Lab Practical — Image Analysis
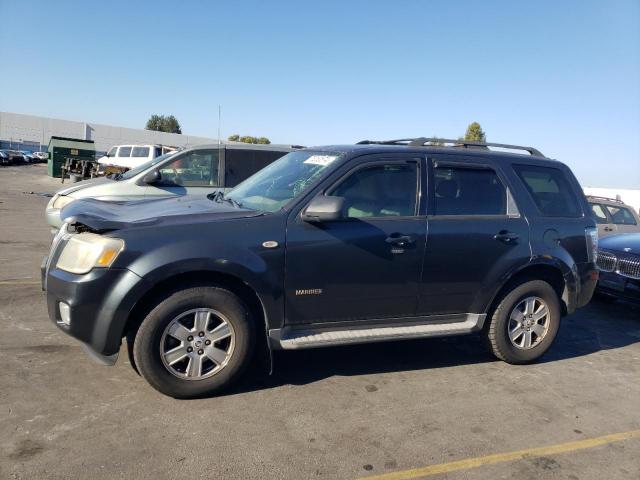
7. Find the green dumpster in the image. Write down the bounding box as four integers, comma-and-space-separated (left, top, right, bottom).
47, 136, 95, 178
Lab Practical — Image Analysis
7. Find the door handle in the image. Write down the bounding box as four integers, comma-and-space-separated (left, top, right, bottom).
385, 234, 415, 247
494, 230, 519, 243
604, 226, 613, 232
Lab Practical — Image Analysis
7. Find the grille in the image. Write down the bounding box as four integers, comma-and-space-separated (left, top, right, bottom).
597, 250, 617, 272
617, 256, 640, 280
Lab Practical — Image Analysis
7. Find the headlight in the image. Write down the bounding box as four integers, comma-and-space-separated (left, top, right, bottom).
52, 195, 75, 210
56, 233, 125, 274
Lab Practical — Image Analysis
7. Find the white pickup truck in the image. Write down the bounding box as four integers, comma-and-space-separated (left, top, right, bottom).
97, 144, 176, 171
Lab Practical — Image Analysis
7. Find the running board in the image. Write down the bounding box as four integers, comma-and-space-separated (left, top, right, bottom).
269, 314, 486, 350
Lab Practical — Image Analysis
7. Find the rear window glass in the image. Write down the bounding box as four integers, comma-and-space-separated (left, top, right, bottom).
514, 165, 581, 217
132, 147, 150, 157
224, 149, 285, 188
434, 166, 506, 215
118, 146, 132, 157
605, 205, 637, 225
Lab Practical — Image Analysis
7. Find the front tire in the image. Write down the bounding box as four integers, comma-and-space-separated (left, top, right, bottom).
133, 287, 255, 398
484, 280, 561, 364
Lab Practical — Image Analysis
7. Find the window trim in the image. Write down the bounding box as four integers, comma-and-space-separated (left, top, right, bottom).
319, 158, 423, 221
428, 157, 517, 218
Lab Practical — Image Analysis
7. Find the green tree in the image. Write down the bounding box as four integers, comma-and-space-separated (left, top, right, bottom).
145, 114, 182, 134
228, 134, 271, 144
464, 122, 486, 142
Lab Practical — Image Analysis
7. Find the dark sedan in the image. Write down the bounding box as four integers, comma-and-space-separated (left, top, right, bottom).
596, 233, 640, 303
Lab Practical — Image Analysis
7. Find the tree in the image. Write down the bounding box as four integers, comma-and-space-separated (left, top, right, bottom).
228, 134, 271, 145
464, 122, 486, 142
145, 114, 182, 134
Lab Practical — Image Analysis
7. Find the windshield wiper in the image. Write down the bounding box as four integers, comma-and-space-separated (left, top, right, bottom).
208, 190, 242, 208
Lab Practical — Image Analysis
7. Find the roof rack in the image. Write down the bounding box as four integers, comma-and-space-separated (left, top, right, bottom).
356, 138, 544, 157
585, 195, 624, 204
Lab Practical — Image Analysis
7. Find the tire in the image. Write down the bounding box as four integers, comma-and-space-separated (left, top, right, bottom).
133, 287, 255, 398
483, 280, 561, 364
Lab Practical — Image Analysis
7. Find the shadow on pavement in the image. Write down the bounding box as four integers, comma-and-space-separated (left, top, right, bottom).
230, 299, 640, 396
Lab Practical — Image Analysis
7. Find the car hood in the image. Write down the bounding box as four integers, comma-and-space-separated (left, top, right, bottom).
56, 176, 112, 196
60, 195, 261, 232
600, 233, 640, 253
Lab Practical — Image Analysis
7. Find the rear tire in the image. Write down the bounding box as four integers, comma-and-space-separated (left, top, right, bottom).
133, 287, 255, 398
484, 280, 561, 364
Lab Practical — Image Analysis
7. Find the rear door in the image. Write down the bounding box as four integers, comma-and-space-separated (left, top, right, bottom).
589, 202, 617, 237
418, 156, 530, 315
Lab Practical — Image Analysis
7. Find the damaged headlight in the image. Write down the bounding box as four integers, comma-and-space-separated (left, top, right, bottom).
56, 233, 125, 274
52, 195, 75, 210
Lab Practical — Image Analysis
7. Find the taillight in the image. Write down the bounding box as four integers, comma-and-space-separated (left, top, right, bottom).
585, 227, 598, 263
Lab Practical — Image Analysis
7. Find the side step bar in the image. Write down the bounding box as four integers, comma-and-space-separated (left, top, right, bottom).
269, 314, 486, 350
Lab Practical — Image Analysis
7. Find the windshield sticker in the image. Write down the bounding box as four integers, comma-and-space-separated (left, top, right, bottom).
304, 155, 338, 166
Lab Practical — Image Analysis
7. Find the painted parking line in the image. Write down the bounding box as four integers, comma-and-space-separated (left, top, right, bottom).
0, 280, 41, 285
359, 429, 640, 480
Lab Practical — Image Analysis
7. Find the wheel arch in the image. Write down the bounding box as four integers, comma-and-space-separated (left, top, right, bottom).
484, 260, 573, 319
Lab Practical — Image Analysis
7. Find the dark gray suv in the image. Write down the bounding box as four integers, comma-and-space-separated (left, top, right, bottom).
43, 138, 599, 398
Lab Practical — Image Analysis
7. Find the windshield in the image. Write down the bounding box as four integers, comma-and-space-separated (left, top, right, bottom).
225, 151, 342, 212
119, 151, 178, 180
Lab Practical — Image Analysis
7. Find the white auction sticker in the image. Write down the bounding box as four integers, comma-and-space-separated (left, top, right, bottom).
303, 155, 338, 166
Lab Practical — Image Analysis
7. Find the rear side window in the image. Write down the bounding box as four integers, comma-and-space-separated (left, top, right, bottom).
224, 149, 285, 188
132, 146, 150, 157
433, 166, 506, 215
118, 146, 132, 157
590, 203, 609, 224
514, 165, 580, 217
605, 205, 637, 225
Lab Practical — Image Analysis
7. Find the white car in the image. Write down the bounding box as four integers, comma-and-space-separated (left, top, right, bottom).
46, 143, 297, 229
97, 144, 176, 171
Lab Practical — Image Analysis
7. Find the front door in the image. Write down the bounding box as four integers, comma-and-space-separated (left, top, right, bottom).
285, 157, 427, 325
150, 149, 221, 197
419, 157, 530, 315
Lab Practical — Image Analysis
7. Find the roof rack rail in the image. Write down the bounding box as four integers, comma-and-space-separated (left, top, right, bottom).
356, 138, 544, 157
585, 195, 624, 204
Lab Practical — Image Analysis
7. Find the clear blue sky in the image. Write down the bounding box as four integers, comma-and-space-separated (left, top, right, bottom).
1, 0, 638, 188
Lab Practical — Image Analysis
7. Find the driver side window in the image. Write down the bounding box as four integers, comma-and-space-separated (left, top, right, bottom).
331, 162, 419, 218
158, 150, 220, 187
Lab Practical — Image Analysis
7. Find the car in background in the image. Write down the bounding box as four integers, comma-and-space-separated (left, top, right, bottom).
45, 143, 298, 229
596, 233, 640, 304
32, 151, 49, 162
20, 151, 37, 163
97, 144, 177, 171
0, 150, 11, 166
587, 196, 640, 238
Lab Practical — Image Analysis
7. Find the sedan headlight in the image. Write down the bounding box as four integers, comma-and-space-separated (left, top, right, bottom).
52, 195, 75, 210
56, 233, 125, 274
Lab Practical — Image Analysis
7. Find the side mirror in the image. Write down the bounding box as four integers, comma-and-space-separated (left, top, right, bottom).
302, 195, 344, 222
142, 170, 161, 184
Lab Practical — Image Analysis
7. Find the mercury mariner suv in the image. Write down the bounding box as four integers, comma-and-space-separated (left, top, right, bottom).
42, 138, 599, 398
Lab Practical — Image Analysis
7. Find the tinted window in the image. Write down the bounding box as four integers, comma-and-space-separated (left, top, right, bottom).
154, 146, 162, 158
132, 146, 150, 158
331, 163, 418, 218
434, 166, 506, 215
514, 165, 580, 217
158, 150, 219, 187
224, 149, 284, 188
118, 146, 132, 157
605, 205, 637, 225
590, 203, 609, 224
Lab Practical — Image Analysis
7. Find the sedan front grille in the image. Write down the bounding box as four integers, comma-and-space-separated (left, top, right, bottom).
597, 250, 617, 272
618, 256, 640, 280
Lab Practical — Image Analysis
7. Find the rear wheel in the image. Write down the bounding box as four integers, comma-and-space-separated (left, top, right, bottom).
133, 287, 255, 398
484, 280, 561, 364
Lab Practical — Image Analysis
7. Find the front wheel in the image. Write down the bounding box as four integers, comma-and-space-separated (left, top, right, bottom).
484, 280, 561, 364
133, 287, 255, 398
